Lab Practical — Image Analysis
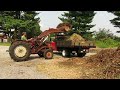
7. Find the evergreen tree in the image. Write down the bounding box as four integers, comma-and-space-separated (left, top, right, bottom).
0, 11, 41, 40
59, 11, 96, 39
21, 11, 41, 38
108, 11, 120, 33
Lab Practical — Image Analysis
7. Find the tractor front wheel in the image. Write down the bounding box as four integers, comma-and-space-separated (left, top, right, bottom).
44, 49, 53, 59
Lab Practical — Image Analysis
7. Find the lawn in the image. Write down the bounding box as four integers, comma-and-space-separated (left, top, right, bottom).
0, 42, 11, 46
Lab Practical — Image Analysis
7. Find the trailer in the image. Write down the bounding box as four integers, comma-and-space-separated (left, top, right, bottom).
49, 33, 96, 57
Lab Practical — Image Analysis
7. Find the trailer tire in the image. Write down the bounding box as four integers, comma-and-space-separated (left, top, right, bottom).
72, 53, 75, 56
44, 49, 53, 59
9, 41, 31, 62
62, 50, 71, 57
77, 52, 86, 57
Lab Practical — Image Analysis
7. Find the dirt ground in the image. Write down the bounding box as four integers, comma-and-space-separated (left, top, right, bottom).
0, 46, 98, 79
0, 46, 50, 79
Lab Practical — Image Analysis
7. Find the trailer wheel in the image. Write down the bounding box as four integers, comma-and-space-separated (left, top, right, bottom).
72, 53, 75, 56
77, 52, 86, 57
44, 49, 53, 59
62, 50, 71, 57
9, 41, 31, 62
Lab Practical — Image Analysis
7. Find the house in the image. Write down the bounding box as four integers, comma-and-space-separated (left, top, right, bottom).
0, 30, 8, 42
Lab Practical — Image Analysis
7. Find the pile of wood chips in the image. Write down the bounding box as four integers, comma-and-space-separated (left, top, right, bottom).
37, 47, 120, 79
86, 48, 120, 79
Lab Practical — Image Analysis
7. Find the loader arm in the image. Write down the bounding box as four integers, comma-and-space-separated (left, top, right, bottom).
35, 28, 66, 49
30, 26, 71, 53
37, 28, 67, 40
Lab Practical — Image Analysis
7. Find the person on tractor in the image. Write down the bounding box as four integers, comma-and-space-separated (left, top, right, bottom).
21, 32, 27, 40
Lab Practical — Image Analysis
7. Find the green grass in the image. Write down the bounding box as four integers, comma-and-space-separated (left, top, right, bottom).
0, 42, 11, 46
95, 38, 120, 48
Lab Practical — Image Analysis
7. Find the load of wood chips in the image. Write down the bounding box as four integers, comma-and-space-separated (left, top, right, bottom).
66, 33, 95, 46
67, 33, 85, 41
66, 33, 87, 46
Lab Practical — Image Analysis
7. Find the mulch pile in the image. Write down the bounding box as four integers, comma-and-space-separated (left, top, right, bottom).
37, 45, 120, 79
86, 48, 120, 79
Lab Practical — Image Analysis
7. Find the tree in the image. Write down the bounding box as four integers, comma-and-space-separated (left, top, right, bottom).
0, 11, 41, 41
59, 11, 96, 39
94, 28, 114, 40
108, 11, 120, 33
0, 11, 15, 41
20, 11, 41, 38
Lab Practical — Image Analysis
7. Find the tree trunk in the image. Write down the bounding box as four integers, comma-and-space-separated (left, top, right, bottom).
1, 38, 3, 43
18, 29, 21, 39
13, 29, 17, 40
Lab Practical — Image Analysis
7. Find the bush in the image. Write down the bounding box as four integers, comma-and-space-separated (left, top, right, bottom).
95, 38, 120, 48
93, 28, 120, 48
114, 36, 120, 42
94, 28, 114, 40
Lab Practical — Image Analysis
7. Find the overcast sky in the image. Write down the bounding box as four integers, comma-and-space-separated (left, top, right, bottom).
36, 11, 120, 37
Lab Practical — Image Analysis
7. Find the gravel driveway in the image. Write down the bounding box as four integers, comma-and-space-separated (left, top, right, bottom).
0, 46, 96, 79
0, 46, 50, 79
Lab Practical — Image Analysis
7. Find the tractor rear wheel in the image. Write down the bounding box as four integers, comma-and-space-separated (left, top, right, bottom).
44, 49, 53, 59
9, 41, 31, 62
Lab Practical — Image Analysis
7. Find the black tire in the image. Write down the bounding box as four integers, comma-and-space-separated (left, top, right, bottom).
44, 49, 53, 59
77, 52, 86, 57
72, 53, 75, 56
9, 41, 31, 62
38, 52, 44, 57
62, 49, 71, 57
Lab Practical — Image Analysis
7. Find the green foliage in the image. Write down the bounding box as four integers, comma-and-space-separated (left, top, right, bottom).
0, 11, 41, 39
95, 38, 120, 48
59, 11, 96, 39
108, 11, 120, 27
108, 11, 120, 32
94, 28, 114, 40
34, 23, 42, 36
0, 42, 10, 46
114, 36, 120, 42
94, 28, 120, 48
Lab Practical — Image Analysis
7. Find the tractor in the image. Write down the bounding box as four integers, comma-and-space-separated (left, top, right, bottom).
9, 23, 72, 62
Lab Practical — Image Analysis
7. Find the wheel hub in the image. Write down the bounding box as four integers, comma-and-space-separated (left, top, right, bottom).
46, 52, 52, 58
62, 50, 66, 56
14, 45, 27, 57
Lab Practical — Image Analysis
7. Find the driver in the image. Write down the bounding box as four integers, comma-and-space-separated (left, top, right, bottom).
21, 32, 27, 40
